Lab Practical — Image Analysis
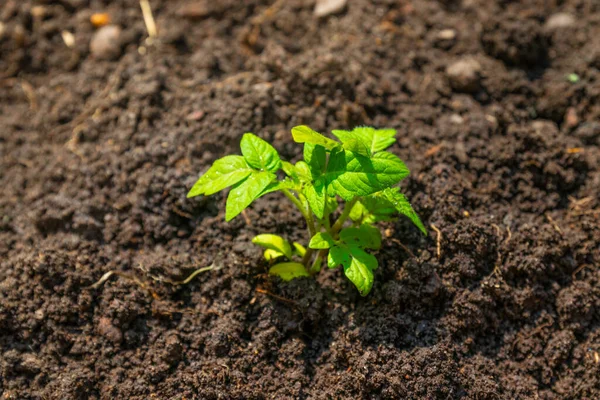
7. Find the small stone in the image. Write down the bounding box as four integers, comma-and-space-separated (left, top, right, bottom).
531, 120, 559, 138
34, 308, 45, 320
564, 107, 579, 128
30, 6, 46, 19
186, 110, 205, 121
485, 114, 498, 127
98, 317, 123, 344
450, 114, 464, 124
446, 57, 482, 93
20, 354, 43, 374
314, 0, 347, 17
177, 2, 210, 19
435, 29, 457, 49
252, 82, 272, 94
437, 29, 456, 40
90, 13, 111, 28
545, 13, 576, 30
90, 25, 122, 60
61, 30, 75, 48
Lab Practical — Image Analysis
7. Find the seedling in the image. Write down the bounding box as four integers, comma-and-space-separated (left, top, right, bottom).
566, 73, 580, 83
187, 126, 426, 295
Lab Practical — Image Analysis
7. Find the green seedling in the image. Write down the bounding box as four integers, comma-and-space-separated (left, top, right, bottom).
187, 126, 426, 295
566, 73, 580, 83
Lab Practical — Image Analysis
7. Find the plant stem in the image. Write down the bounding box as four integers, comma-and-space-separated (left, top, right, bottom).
282, 188, 317, 272
281, 188, 306, 215
305, 206, 317, 237
323, 197, 331, 230
281, 189, 316, 236
331, 197, 359, 235
309, 249, 327, 275
302, 248, 314, 269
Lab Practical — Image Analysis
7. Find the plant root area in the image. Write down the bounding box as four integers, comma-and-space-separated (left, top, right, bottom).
1, 1, 599, 398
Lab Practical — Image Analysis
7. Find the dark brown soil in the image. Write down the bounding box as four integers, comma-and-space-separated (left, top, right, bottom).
1, 0, 599, 399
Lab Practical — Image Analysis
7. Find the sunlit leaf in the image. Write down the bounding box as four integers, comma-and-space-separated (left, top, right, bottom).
291, 125, 340, 150
308, 232, 335, 249
187, 155, 252, 198
264, 249, 284, 261
382, 187, 427, 235
240, 133, 281, 172
293, 242, 307, 257
225, 171, 275, 221
323, 149, 409, 200
269, 262, 309, 281
252, 233, 293, 259
339, 224, 381, 249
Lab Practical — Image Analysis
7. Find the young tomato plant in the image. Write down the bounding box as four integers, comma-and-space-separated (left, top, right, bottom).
187, 126, 426, 295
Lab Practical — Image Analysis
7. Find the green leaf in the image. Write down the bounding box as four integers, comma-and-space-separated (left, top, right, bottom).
339, 224, 382, 249
252, 234, 293, 259
382, 188, 427, 235
303, 180, 326, 219
323, 149, 410, 200
269, 262, 309, 281
292, 126, 340, 150
264, 249, 284, 261
365, 127, 397, 153
240, 133, 282, 172
187, 155, 252, 197
258, 179, 296, 198
341, 137, 371, 157
349, 201, 367, 222
332, 127, 396, 155
327, 244, 378, 295
292, 242, 306, 257
294, 161, 312, 181
350, 194, 396, 223
326, 195, 338, 212
349, 188, 426, 234
309, 232, 335, 249
303, 144, 327, 178
282, 161, 313, 185
328, 245, 351, 269
331, 130, 371, 156
343, 246, 377, 296
225, 171, 275, 221
282, 161, 296, 178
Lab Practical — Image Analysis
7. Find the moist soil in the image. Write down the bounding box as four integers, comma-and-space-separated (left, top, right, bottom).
1, 0, 599, 399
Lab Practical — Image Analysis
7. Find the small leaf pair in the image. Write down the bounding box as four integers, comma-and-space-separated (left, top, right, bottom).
252, 234, 307, 280
309, 224, 381, 295
349, 187, 427, 235
187, 134, 280, 221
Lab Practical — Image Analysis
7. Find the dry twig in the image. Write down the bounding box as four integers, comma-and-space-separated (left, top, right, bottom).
390, 238, 416, 258
241, 209, 253, 227
140, 0, 158, 38
256, 288, 297, 305
87, 270, 148, 291
572, 264, 592, 280
545, 213, 562, 235
137, 260, 219, 286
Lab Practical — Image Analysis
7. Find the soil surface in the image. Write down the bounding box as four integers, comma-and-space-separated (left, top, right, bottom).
1, 0, 600, 399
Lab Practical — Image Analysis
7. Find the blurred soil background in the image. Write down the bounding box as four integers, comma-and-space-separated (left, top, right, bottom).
1, 0, 599, 398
